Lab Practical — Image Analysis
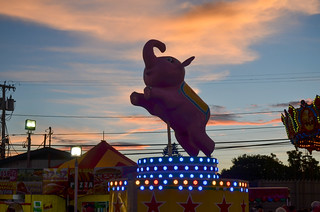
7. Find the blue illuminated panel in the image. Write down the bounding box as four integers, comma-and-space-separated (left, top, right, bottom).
137, 156, 219, 181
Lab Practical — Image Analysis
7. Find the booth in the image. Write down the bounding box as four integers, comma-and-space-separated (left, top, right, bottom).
0, 141, 137, 212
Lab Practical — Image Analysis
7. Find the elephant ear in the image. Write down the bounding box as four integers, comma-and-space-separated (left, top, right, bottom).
182, 56, 195, 67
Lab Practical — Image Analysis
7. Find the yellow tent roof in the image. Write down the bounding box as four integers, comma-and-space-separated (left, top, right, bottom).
58, 140, 136, 168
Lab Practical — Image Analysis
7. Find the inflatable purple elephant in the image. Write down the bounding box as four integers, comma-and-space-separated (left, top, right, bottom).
130, 39, 215, 157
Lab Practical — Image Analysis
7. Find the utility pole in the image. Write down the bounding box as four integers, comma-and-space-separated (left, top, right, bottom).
27, 131, 31, 168
48, 127, 52, 147
46, 127, 53, 168
43, 134, 47, 147
0, 82, 15, 159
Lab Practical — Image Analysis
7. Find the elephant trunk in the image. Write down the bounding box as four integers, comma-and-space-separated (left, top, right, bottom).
143, 39, 166, 69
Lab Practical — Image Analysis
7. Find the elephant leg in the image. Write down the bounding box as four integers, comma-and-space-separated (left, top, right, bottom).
130, 92, 158, 116
191, 131, 215, 157
175, 131, 199, 156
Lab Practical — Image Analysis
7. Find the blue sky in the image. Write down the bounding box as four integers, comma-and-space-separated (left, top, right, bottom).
0, 0, 320, 170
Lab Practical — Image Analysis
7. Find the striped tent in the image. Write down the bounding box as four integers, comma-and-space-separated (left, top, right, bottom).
58, 140, 136, 168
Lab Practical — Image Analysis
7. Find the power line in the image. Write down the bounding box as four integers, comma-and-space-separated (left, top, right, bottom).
9, 143, 164, 147
10, 114, 153, 119
199, 77, 320, 84
121, 141, 290, 156
216, 138, 288, 144
8, 126, 283, 137
7, 140, 290, 156
3, 72, 320, 86
10, 110, 284, 119
209, 126, 282, 132
7, 138, 289, 147
215, 141, 289, 149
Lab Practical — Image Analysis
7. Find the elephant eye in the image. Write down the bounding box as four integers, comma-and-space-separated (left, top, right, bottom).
167, 57, 174, 63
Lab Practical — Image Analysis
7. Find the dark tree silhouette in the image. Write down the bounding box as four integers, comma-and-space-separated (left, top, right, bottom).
162, 143, 181, 157
220, 151, 320, 181
286, 150, 320, 180
220, 154, 287, 181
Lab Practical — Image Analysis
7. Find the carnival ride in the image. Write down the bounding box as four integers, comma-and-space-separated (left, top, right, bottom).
282, 95, 320, 153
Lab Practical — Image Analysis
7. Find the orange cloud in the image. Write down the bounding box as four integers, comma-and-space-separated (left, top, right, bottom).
164, 0, 320, 64
0, 0, 319, 65
111, 144, 150, 151
208, 118, 281, 126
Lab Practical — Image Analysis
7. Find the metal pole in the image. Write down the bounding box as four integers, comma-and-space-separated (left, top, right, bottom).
167, 123, 172, 156
74, 158, 78, 212
27, 131, 31, 168
49, 127, 52, 147
43, 134, 47, 147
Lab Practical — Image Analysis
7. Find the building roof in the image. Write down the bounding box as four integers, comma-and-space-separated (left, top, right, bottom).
0, 147, 72, 167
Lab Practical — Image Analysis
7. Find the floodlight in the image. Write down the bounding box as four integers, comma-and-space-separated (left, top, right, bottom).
25, 119, 36, 131
71, 146, 82, 157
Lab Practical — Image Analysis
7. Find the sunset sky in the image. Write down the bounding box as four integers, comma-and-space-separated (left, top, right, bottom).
0, 0, 320, 170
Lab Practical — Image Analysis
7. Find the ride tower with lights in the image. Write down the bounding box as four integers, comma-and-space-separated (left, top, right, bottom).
108, 39, 249, 211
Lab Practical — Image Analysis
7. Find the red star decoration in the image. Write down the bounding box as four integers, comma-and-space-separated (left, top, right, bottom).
216, 196, 232, 212
179, 195, 200, 212
241, 199, 246, 212
144, 194, 164, 212
113, 197, 123, 212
